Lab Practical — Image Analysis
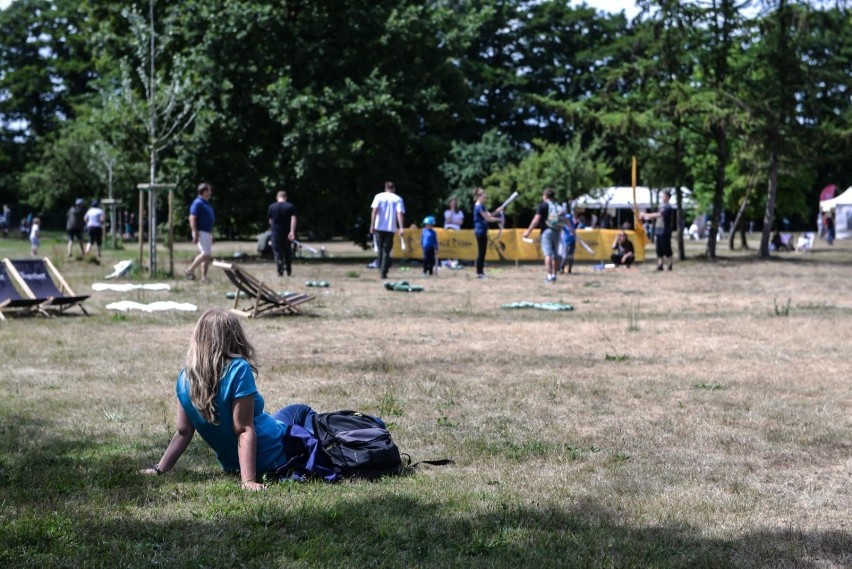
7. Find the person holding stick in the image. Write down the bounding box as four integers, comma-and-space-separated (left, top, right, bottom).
472, 188, 503, 279
523, 188, 563, 283
370, 181, 406, 280
559, 208, 579, 274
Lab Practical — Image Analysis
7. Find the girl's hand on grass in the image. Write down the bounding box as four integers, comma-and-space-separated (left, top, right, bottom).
241, 480, 266, 492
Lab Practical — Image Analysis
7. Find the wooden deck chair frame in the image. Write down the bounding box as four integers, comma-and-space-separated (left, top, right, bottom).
0, 262, 49, 320
3, 257, 90, 316
213, 260, 313, 318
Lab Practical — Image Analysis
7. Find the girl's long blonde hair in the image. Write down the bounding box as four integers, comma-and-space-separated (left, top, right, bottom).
184, 309, 258, 425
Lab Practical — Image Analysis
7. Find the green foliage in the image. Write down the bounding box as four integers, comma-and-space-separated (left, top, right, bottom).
486, 134, 613, 211
440, 129, 520, 207
0, 0, 848, 247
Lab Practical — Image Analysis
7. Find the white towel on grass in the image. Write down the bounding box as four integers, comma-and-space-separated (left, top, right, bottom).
93, 283, 171, 292
105, 300, 196, 313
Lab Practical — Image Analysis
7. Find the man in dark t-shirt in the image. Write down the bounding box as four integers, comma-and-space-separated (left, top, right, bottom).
66, 198, 86, 257
641, 190, 675, 271
267, 190, 297, 276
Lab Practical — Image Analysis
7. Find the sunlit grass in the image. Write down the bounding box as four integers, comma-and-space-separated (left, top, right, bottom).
1, 237, 850, 567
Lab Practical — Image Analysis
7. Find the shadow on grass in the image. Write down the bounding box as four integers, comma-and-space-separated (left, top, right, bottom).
1, 414, 849, 568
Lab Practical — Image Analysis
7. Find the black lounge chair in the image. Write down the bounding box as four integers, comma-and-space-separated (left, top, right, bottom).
3, 258, 90, 316
213, 260, 313, 318
0, 262, 48, 320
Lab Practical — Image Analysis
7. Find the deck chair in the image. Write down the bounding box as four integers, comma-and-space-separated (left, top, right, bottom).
0, 262, 48, 320
3, 257, 90, 316
213, 260, 313, 318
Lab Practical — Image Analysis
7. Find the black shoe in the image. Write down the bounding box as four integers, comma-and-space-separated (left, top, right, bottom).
668, 265, 673, 271
656, 266, 663, 271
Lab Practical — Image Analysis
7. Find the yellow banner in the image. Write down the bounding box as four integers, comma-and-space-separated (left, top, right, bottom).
393, 228, 645, 262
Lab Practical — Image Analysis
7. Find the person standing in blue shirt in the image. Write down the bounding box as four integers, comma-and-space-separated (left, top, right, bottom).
141, 308, 316, 490
186, 182, 215, 282
559, 209, 579, 274
420, 216, 438, 275
472, 188, 502, 279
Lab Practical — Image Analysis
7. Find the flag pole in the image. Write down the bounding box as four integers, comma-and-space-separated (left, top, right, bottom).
632, 156, 648, 248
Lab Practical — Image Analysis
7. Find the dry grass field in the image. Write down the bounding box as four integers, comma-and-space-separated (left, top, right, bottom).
1, 233, 850, 567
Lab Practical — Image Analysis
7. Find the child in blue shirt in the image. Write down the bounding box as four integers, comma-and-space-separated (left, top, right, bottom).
421, 216, 438, 275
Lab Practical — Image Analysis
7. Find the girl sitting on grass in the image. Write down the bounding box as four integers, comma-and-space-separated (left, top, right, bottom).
141, 308, 316, 490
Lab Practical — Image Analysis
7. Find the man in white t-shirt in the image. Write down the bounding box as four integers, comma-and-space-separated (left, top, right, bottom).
370, 181, 405, 279
84, 199, 105, 258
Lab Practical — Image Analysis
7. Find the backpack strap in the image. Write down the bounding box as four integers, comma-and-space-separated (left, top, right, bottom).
402, 451, 454, 469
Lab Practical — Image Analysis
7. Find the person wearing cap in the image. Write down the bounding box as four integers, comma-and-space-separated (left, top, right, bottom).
66, 198, 86, 257
420, 215, 438, 276
186, 182, 215, 282
84, 199, 105, 258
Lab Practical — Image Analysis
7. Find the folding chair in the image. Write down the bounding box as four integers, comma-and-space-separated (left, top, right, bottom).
3, 258, 90, 316
0, 262, 48, 320
213, 260, 313, 318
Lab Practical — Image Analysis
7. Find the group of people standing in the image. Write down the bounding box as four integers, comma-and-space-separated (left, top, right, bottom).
368, 183, 678, 282
178, 180, 677, 284
63, 199, 105, 258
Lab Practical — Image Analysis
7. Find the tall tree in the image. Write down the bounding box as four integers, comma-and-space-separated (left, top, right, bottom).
0, 0, 98, 202
742, 0, 809, 257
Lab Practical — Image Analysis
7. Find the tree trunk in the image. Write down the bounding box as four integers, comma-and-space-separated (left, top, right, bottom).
759, 136, 780, 258
706, 125, 727, 258
676, 186, 685, 260
728, 181, 753, 250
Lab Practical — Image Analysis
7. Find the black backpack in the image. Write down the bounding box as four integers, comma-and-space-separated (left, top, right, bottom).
312, 411, 403, 478
311, 410, 452, 479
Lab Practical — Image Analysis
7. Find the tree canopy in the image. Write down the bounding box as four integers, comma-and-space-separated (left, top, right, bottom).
0, 0, 848, 254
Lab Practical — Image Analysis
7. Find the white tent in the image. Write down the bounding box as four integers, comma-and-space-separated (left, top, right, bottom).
575, 186, 694, 210
819, 186, 852, 240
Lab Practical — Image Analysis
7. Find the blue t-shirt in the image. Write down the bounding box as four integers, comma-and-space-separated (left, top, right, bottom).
421, 228, 437, 250
176, 358, 286, 474
473, 203, 487, 236
190, 197, 215, 233
561, 214, 577, 245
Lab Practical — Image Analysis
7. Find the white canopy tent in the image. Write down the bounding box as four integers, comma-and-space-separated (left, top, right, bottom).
819, 186, 852, 240
574, 186, 694, 210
